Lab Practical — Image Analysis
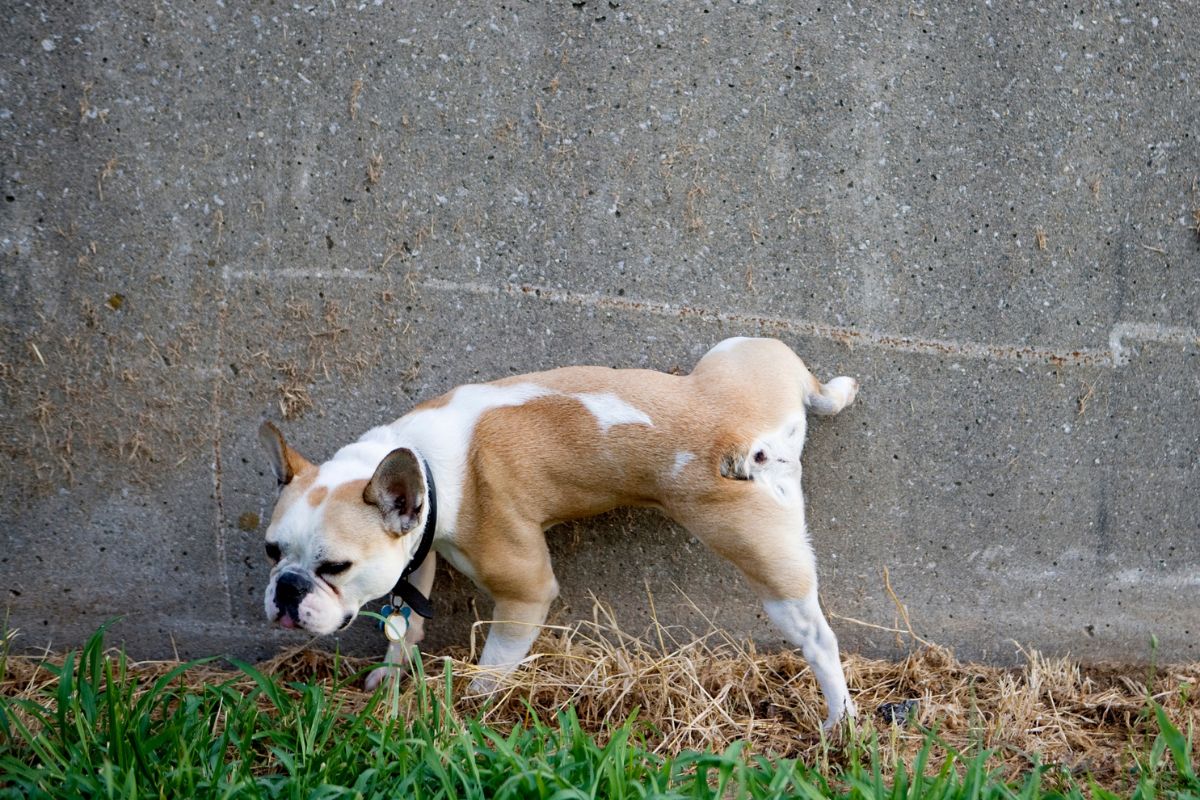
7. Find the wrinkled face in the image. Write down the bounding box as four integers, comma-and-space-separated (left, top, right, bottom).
258, 422, 433, 636
262, 477, 416, 635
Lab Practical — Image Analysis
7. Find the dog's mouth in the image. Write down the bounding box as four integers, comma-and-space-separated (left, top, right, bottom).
272, 608, 354, 634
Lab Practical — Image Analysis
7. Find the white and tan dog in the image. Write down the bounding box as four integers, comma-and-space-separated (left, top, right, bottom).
259, 337, 859, 729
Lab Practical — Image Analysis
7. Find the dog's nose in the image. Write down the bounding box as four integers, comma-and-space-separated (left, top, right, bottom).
275, 571, 312, 610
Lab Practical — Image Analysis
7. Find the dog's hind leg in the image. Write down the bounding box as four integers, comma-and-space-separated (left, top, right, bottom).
745, 548, 855, 731
674, 497, 855, 731
762, 588, 856, 731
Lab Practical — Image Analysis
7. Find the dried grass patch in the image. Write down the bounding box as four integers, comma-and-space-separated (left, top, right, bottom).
3, 606, 1195, 790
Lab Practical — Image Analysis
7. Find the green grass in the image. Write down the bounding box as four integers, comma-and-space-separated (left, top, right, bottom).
1, 628, 1196, 799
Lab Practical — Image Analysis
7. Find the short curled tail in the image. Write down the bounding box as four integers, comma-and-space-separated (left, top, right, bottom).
804, 375, 859, 416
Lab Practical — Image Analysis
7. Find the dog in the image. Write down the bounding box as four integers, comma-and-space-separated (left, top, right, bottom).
259, 336, 859, 729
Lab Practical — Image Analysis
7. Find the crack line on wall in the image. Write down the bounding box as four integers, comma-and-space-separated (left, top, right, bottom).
212, 300, 232, 619
222, 267, 1198, 368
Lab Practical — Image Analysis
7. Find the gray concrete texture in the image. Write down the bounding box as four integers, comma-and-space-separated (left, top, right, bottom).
1, 1, 1197, 666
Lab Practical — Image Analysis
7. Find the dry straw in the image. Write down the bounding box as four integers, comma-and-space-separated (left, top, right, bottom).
3, 598, 1196, 789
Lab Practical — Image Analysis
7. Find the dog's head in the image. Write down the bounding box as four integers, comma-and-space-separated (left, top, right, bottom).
257, 421, 433, 635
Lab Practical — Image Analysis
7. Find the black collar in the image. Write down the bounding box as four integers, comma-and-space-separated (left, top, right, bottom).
388, 457, 437, 619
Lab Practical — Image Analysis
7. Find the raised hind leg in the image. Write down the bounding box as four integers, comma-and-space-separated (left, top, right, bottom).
673, 493, 856, 730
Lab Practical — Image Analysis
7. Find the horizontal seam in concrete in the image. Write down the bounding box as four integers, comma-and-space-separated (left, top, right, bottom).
222, 267, 1198, 368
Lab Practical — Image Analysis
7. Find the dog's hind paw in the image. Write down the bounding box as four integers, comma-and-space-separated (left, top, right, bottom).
822, 698, 859, 734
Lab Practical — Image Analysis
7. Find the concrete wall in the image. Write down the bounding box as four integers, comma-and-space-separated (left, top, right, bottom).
1, 1, 1197, 666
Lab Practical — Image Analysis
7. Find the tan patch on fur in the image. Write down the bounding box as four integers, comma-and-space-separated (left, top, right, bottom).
306, 486, 329, 507
449, 339, 836, 603
323, 479, 390, 551
411, 391, 454, 412
332, 479, 370, 506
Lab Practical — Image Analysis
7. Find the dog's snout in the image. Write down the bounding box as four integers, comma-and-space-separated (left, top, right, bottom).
275, 571, 312, 608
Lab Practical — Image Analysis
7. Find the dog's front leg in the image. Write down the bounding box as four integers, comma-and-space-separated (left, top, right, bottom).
460, 520, 559, 693
468, 596, 555, 693
366, 553, 438, 691
366, 640, 409, 691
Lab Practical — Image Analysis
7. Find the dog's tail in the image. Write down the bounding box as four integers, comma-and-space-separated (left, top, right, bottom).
800, 368, 859, 416
699, 337, 859, 416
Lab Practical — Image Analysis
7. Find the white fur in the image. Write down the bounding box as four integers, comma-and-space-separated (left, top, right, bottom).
763, 593, 856, 730
313, 439, 393, 490
470, 623, 542, 693
737, 414, 807, 508
670, 451, 695, 478
706, 336, 751, 355
806, 375, 859, 415
571, 392, 653, 432
824, 376, 858, 405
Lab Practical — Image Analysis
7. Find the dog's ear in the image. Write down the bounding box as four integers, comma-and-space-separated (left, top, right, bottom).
363, 447, 427, 536
258, 421, 313, 486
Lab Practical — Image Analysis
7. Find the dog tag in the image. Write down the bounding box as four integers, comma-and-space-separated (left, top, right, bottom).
383, 606, 411, 642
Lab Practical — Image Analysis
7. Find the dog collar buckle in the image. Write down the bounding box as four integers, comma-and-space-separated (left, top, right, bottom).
378, 603, 412, 642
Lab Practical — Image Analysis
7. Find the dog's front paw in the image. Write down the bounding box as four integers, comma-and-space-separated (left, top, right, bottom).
366, 665, 403, 691
467, 673, 501, 695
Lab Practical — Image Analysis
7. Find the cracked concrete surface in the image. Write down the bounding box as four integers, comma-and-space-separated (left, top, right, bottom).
1, 2, 1197, 664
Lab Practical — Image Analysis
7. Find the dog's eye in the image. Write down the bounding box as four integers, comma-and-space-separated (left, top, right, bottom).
316, 561, 352, 577
265, 542, 281, 563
